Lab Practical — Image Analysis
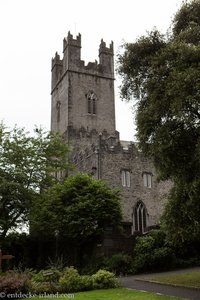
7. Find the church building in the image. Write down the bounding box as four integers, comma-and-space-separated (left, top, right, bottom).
51, 32, 170, 240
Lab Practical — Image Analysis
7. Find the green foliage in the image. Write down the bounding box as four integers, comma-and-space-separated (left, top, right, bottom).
59, 267, 119, 292
118, 30, 166, 101
132, 229, 176, 273
0, 267, 119, 294
30, 173, 122, 241
30, 281, 61, 294
1, 232, 30, 270
117, 0, 200, 245
31, 268, 61, 283
79, 275, 93, 291
59, 266, 81, 292
92, 269, 120, 289
119, 36, 200, 181
162, 180, 200, 246
173, 0, 200, 44
80, 254, 133, 276
117, 0, 200, 181
106, 253, 133, 275
0, 123, 69, 239
80, 256, 109, 275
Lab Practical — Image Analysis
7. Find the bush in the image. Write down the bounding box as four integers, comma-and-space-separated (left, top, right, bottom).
0, 267, 120, 294
59, 266, 82, 292
80, 256, 109, 275
107, 253, 133, 275
30, 281, 61, 294
59, 267, 119, 292
79, 275, 93, 291
92, 269, 120, 289
30, 268, 62, 293
32, 268, 61, 283
133, 229, 176, 273
0, 271, 29, 294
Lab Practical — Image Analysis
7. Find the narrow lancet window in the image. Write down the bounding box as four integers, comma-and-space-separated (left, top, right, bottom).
143, 172, 152, 188
121, 170, 131, 187
87, 91, 97, 114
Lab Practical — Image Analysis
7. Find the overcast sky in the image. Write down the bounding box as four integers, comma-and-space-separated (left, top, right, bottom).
0, 0, 183, 141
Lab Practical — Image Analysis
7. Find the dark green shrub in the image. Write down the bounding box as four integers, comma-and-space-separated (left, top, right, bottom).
80, 256, 109, 275
79, 275, 93, 291
92, 269, 120, 289
133, 229, 176, 273
107, 253, 133, 275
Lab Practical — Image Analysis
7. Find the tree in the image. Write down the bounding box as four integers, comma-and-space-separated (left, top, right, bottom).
0, 123, 69, 239
117, 0, 200, 244
163, 180, 200, 245
30, 173, 122, 242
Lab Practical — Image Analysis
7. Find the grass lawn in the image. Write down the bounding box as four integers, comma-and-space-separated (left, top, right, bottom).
43, 288, 183, 300
73, 288, 183, 299
141, 271, 200, 288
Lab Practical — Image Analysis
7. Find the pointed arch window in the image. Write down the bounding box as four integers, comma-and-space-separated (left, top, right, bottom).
133, 201, 147, 234
87, 91, 97, 114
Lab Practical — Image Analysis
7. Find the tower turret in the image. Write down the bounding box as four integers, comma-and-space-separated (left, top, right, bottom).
99, 39, 114, 76
51, 52, 63, 91
63, 31, 81, 71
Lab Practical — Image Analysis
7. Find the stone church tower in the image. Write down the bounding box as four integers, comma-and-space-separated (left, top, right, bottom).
51, 32, 170, 242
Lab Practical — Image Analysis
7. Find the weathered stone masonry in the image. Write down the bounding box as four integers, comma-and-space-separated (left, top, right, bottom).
51, 32, 171, 236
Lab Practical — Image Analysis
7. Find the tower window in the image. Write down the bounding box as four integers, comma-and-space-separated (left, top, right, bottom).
88, 97, 91, 114
87, 91, 97, 114
121, 170, 131, 187
143, 172, 152, 188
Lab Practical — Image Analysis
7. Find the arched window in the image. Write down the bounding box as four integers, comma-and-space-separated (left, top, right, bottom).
87, 91, 97, 114
133, 201, 147, 234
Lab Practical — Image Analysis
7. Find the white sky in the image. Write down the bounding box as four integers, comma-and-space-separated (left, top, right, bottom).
0, 0, 183, 141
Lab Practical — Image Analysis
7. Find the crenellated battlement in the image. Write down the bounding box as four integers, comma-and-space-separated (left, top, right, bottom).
51, 32, 114, 92
99, 39, 114, 55
63, 31, 81, 52
67, 125, 138, 156
51, 52, 63, 69
51, 52, 63, 90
